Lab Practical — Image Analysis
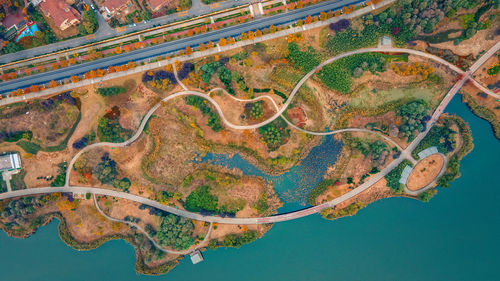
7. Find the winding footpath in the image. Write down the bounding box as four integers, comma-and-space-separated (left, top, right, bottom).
93, 195, 213, 255
1, 40, 499, 226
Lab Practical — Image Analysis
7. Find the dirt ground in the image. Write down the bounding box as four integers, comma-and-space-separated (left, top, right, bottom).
430, 11, 500, 57
407, 154, 445, 191
0, 100, 80, 147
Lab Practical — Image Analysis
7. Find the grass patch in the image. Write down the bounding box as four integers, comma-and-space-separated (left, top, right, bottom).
415, 29, 462, 43
10, 170, 27, 190
317, 53, 404, 94
308, 179, 337, 205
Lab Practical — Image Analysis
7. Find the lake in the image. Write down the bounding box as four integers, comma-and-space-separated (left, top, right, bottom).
0, 96, 499, 281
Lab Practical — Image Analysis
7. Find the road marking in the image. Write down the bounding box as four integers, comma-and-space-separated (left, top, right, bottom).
178, 11, 188, 17
85, 34, 95, 40
210, 3, 220, 9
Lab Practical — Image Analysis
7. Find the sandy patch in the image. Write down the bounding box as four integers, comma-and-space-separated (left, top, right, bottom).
406, 154, 445, 191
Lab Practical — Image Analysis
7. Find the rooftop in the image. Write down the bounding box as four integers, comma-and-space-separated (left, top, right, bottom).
189, 250, 204, 264
0, 153, 22, 172
39, 0, 81, 29
103, 0, 128, 11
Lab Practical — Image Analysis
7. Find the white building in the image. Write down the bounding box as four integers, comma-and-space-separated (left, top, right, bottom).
0, 153, 22, 172
190, 250, 204, 264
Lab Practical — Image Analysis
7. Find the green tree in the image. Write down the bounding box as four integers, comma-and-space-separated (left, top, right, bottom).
184, 185, 218, 212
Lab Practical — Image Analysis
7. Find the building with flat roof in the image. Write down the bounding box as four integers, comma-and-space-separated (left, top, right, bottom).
0, 153, 21, 172
189, 250, 204, 264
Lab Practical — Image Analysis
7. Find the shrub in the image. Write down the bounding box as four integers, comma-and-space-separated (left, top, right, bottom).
184, 185, 218, 213
397, 100, 430, 141
329, 19, 350, 31
384, 160, 412, 193
96, 87, 126, 96
72, 137, 88, 149
177, 63, 194, 80
258, 118, 290, 150
308, 179, 337, 205
17, 140, 42, 154
97, 116, 131, 143
318, 53, 390, 93
287, 42, 321, 73
249, 101, 264, 119
156, 214, 195, 250
185, 96, 223, 132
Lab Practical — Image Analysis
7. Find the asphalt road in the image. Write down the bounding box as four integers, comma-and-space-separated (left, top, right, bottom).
0, 0, 363, 94
0, 0, 251, 64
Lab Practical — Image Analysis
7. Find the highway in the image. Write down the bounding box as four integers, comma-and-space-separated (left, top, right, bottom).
0, 0, 251, 64
0, 0, 363, 95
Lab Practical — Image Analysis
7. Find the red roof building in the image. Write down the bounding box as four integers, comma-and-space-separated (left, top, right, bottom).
102, 0, 132, 18
39, 0, 81, 31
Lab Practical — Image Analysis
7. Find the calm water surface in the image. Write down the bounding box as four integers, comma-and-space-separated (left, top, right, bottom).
1, 96, 499, 281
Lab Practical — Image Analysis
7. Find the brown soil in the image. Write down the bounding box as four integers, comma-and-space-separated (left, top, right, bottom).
406, 154, 445, 191
0, 101, 79, 147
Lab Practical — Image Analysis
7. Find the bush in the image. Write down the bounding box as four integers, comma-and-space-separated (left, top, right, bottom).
96, 87, 126, 96
254, 193, 268, 214
199, 61, 235, 95
329, 19, 350, 31
184, 185, 218, 213
72, 137, 88, 149
384, 160, 412, 193
412, 123, 456, 158
308, 179, 337, 205
397, 100, 430, 141
184, 96, 223, 132
97, 117, 131, 143
318, 53, 391, 93
257, 118, 289, 150
249, 101, 264, 119
156, 214, 195, 250
418, 189, 437, 202
177, 63, 194, 80
50, 162, 67, 187
93, 153, 118, 185
287, 42, 321, 73
0, 131, 32, 143
17, 140, 42, 154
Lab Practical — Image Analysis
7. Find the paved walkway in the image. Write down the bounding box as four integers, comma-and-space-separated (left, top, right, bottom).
93, 194, 212, 255
1, 38, 499, 226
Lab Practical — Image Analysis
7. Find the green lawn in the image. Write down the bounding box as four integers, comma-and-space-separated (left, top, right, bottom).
349, 87, 439, 109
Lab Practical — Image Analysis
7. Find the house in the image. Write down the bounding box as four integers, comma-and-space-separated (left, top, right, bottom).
380, 35, 392, 47
147, 0, 169, 12
101, 0, 132, 19
39, 0, 81, 31
0, 153, 22, 172
189, 250, 204, 264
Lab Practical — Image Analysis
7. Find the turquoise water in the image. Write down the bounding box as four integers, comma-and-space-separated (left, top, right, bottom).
200, 135, 342, 210
1, 96, 499, 281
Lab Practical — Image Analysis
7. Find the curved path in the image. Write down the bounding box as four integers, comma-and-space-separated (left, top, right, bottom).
2, 41, 498, 226
93, 195, 212, 255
